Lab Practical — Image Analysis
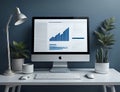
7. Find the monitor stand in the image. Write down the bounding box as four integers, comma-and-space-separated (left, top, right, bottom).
50, 62, 70, 73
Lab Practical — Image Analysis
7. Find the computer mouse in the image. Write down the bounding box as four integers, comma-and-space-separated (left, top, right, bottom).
85, 73, 94, 79
19, 76, 30, 80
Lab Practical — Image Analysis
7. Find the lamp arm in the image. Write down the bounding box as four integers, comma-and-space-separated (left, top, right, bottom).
6, 15, 13, 27
6, 14, 13, 70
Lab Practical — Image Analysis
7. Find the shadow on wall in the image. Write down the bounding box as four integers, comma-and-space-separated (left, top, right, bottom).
0, 26, 8, 73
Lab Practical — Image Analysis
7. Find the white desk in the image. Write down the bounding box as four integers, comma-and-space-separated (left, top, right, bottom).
0, 68, 120, 92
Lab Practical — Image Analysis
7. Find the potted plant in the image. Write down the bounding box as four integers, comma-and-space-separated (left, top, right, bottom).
94, 17, 115, 73
10, 41, 29, 72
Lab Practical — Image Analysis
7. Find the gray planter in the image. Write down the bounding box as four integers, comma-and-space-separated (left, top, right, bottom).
12, 58, 24, 73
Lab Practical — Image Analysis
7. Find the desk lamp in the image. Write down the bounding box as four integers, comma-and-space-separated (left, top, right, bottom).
4, 7, 27, 76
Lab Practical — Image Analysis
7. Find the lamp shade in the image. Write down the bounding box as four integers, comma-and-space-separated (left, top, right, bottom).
14, 7, 27, 25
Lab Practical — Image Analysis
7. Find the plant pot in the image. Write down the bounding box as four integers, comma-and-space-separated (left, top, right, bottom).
12, 58, 24, 73
95, 62, 109, 74
22, 63, 34, 74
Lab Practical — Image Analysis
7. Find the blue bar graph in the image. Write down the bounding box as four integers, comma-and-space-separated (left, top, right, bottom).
49, 44, 68, 50
50, 27, 69, 41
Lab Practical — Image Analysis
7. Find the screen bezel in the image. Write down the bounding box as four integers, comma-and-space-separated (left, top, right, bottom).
32, 17, 90, 54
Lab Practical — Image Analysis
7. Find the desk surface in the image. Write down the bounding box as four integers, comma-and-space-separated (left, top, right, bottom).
0, 68, 120, 85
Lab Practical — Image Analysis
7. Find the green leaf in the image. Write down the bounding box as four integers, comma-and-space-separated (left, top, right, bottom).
98, 39, 104, 45
100, 26, 106, 33
10, 41, 30, 59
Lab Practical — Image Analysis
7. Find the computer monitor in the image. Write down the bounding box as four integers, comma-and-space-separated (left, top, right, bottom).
32, 17, 90, 72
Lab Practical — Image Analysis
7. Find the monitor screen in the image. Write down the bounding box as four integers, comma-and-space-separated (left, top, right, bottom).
32, 17, 90, 72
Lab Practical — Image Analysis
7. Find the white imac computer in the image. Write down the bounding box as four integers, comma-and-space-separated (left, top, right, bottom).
32, 17, 90, 72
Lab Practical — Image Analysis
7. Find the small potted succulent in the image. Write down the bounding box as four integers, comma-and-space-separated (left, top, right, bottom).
10, 41, 29, 72
94, 17, 115, 73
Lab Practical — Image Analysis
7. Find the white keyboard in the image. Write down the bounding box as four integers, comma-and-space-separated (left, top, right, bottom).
34, 73, 80, 80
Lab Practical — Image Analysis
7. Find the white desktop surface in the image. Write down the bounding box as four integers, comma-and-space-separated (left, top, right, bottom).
0, 68, 120, 86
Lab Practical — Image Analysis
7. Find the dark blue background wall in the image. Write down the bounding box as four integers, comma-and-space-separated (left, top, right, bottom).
0, 0, 120, 92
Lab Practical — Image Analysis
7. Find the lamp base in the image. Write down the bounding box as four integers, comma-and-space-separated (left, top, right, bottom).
3, 69, 15, 76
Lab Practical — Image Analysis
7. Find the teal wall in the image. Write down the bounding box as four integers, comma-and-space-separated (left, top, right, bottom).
0, 0, 120, 92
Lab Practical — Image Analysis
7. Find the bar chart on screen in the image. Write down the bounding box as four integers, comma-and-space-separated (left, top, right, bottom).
49, 27, 69, 41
